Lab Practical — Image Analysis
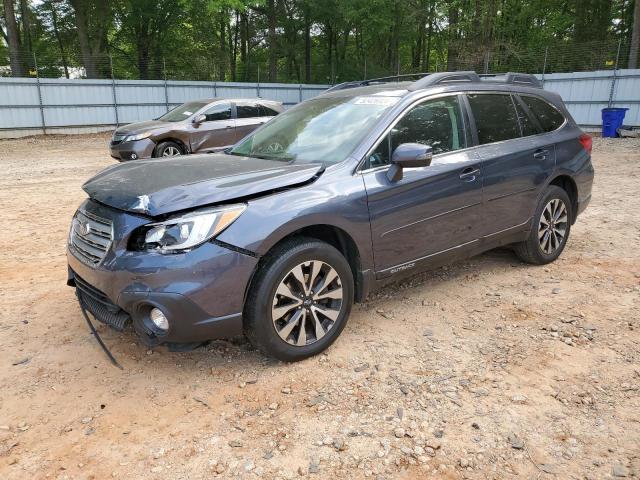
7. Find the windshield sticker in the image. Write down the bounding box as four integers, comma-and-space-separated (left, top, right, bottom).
183, 111, 193, 116
352, 96, 400, 106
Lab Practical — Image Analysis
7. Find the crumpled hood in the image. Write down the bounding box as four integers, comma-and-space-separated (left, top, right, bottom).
82, 154, 323, 217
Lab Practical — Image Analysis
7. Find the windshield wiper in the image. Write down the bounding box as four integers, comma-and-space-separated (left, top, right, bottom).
249, 153, 296, 161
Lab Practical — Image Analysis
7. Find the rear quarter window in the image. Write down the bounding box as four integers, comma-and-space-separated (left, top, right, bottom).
260, 105, 280, 116
519, 95, 565, 132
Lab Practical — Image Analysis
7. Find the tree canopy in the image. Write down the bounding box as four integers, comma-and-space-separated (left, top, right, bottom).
1, 0, 639, 82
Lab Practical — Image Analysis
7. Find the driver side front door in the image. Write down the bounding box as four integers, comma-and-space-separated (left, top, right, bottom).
362, 94, 484, 277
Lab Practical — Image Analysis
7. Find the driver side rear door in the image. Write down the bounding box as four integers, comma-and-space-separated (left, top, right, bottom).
189, 102, 235, 153
362, 94, 484, 277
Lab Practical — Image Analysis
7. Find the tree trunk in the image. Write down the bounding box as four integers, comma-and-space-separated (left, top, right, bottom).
412, 18, 425, 70
630, 0, 640, 69
19, 0, 31, 56
447, 3, 459, 70
69, 0, 99, 78
326, 24, 333, 82
393, 1, 400, 73
219, 13, 227, 81
423, 0, 434, 71
2, 0, 26, 76
231, 10, 239, 81
49, 1, 69, 78
267, 0, 277, 82
304, 13, 311, 82
240, 11, 248, 80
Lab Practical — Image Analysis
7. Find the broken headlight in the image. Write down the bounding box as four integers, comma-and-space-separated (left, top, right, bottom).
141, 204, 246, 252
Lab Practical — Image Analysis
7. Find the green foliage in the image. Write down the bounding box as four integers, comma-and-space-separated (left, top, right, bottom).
0, 0, 637, 80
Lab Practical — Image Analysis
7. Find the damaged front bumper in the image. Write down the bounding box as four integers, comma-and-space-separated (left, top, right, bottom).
67, 199, 258, 347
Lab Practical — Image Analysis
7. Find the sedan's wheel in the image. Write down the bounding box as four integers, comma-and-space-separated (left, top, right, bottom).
153, 141, 183, 158
514, 185, 572, 265
162, 146, 181, 157
538, 198, 568, 255
271, 260, 343, 347
244, 237, 353, 361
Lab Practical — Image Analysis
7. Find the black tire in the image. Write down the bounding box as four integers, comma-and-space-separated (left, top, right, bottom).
514, 185, 572, 265
244, 237, 354, 362
153, 141, 183, 158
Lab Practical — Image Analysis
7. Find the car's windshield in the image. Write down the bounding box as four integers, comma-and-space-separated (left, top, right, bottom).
159, 101, 208, 122
229, 95, 399, 164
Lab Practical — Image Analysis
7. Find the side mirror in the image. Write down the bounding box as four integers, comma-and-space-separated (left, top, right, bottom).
387, 143, 433, 182
192, 114, 206, 125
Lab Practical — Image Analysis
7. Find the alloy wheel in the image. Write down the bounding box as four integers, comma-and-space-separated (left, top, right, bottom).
271, 260, 343, 347
538, 198, 568, 254
162, 146, 181, 157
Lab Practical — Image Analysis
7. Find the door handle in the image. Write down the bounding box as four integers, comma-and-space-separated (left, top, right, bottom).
459, 167, 480, 182
225, 125, 233, 129
533, 149, 549, 160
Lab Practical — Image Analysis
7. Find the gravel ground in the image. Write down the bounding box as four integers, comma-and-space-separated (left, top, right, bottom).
0, 134, 638, 480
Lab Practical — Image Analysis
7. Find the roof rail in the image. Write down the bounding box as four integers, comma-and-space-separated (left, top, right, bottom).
478, 72, 542, 88
326, 70, 542, 94
407, 71, 481, 91
325, 73, 429, 92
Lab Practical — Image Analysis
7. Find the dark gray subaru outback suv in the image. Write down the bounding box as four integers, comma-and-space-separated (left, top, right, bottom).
67, 71, 594, 361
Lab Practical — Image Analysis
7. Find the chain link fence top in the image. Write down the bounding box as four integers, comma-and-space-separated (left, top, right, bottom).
1, 40, 635, 83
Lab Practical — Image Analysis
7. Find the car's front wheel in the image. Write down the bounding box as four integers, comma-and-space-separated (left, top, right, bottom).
244, 237, 354, 361
514, 185, 572, 265
153, 141, 183, 158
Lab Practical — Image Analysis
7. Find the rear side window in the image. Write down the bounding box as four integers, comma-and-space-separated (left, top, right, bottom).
260, 105, 280, 116
520, 95, 565, 132
237, 104, 263, 118
513, 99, 540, 136
467, 93, 520, 144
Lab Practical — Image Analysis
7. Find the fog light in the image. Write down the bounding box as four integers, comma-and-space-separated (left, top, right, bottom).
131, 153, 138, 159
149, 308, 169, 331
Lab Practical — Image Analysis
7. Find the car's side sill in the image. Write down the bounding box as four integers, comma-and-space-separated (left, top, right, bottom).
374, 219, 532, 282
376, 239, 479, 279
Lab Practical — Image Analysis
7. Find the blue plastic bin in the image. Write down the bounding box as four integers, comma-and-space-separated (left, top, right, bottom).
601, 107, 629, 138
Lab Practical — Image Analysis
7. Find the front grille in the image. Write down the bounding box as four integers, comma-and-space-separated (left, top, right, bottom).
70, 210, 113, 266
75, 274, 130, 331
111, 134, 127, 145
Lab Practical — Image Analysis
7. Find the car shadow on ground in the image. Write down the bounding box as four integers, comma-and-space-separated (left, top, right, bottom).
80, 246, 527, 371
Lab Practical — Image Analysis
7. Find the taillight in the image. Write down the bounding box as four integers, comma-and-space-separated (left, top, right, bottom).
579, 133, 592, 155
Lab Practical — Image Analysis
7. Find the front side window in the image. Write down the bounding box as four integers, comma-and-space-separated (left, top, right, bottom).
520, 95, 565, 132
236, 103, 263, 118
366, 95, 465, 169
202, 103, 231, 122
158, 101, 208, 122
467, 93, 520, 145
229, 95, 398, 164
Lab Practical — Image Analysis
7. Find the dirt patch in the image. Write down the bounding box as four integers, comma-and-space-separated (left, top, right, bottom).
0, 134, 638, 479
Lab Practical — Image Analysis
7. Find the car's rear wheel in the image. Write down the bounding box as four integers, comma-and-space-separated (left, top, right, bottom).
154, 141, 183, 158
244, 237, 353, 362
514, 185, 572, 265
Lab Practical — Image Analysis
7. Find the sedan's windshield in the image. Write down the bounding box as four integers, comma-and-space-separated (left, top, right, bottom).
159, 101, 208, 122
229, 95, 399, 164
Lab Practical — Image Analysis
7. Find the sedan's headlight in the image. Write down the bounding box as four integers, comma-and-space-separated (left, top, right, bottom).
141, 204, 246, 252
125, 132, 152, 142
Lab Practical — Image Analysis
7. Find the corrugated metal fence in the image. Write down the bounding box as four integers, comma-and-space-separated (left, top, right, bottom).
538, 69, 640, 128
0, 78, 328, 138
1, 69, 639, 138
